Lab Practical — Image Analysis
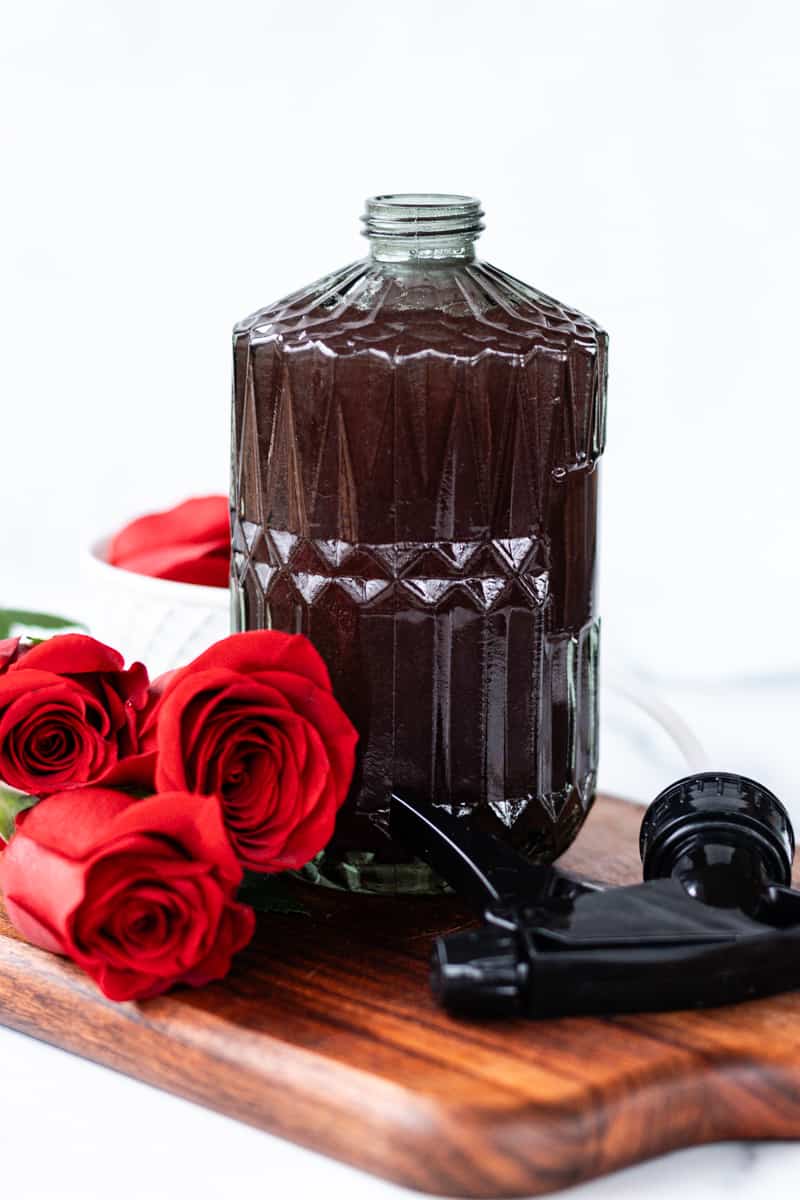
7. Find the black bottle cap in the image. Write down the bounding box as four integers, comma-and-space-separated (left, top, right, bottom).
430, 928, 527, 1018
640, 772, 794, 885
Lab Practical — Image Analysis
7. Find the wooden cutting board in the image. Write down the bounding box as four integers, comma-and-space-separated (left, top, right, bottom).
1, 793, 800, 1199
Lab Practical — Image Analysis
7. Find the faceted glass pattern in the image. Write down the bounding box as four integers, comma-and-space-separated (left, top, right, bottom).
231, 252, 607, 884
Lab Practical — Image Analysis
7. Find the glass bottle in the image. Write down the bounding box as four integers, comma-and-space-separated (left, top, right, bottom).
231, 195, 607, 892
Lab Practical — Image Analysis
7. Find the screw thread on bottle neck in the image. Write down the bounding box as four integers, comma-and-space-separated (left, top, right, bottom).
362, 194, 484, 263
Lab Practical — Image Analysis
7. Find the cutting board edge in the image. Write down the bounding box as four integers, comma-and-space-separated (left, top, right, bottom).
4, 788, 800, 1200
2, 927, 800, 1198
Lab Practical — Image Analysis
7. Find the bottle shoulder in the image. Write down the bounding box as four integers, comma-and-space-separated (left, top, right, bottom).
234, 258, 606, 360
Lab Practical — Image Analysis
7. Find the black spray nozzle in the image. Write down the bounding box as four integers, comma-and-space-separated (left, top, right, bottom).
640, 771, 793, 886
429, 928, 527, 1018
389, 773, 800, 1020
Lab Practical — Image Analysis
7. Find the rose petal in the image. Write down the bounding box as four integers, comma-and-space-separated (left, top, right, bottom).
102, 749, 158, 790
168, 631, 335, 695
13, 634, 125, 677
109, 496, 230, 558
12, 788, 136, 857
0, 831, 90, 950
113, 542, 230, 588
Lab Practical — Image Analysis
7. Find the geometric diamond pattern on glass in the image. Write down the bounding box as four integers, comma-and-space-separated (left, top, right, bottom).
232, 251, 607, 869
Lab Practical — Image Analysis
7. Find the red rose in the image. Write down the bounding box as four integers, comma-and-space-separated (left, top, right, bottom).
0, 788, 255, 1001
0, 634, 153, 795
145, 631, 358, 873
108, 495, 231, 588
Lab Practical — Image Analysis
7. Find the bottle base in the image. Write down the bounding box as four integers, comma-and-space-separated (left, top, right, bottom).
296, 850, 452, 895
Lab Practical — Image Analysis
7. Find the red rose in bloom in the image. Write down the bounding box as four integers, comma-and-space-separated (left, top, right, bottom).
0, 635, 153, 795
145, 632, 358, 873
0, 788, 255, 1001
108, 495, 231, 588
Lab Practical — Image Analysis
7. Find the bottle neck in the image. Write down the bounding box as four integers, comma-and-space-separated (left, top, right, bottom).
362, 194, 484, 264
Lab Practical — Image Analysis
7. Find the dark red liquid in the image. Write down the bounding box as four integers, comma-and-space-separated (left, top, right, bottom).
232, 259, 607, 869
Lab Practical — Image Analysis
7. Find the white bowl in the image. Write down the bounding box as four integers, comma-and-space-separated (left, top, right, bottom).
81, 538, 231, 677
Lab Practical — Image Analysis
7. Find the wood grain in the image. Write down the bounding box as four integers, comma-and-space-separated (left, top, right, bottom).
1, 794, 800, 1198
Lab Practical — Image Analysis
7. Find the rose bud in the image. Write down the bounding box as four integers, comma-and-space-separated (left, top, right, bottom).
108, 495, 231, 588
0, 788, 256, 1001
0, 634, 154, 795
145, 631, 358, 874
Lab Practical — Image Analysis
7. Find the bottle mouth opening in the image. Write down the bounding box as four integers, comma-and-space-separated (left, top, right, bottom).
362, 193, 485, 241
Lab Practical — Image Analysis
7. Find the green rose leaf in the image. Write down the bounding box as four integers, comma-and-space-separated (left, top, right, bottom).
0, 786, 39, 844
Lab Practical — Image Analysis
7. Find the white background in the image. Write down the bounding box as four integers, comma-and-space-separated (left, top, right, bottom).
2, 2, 800, 1198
